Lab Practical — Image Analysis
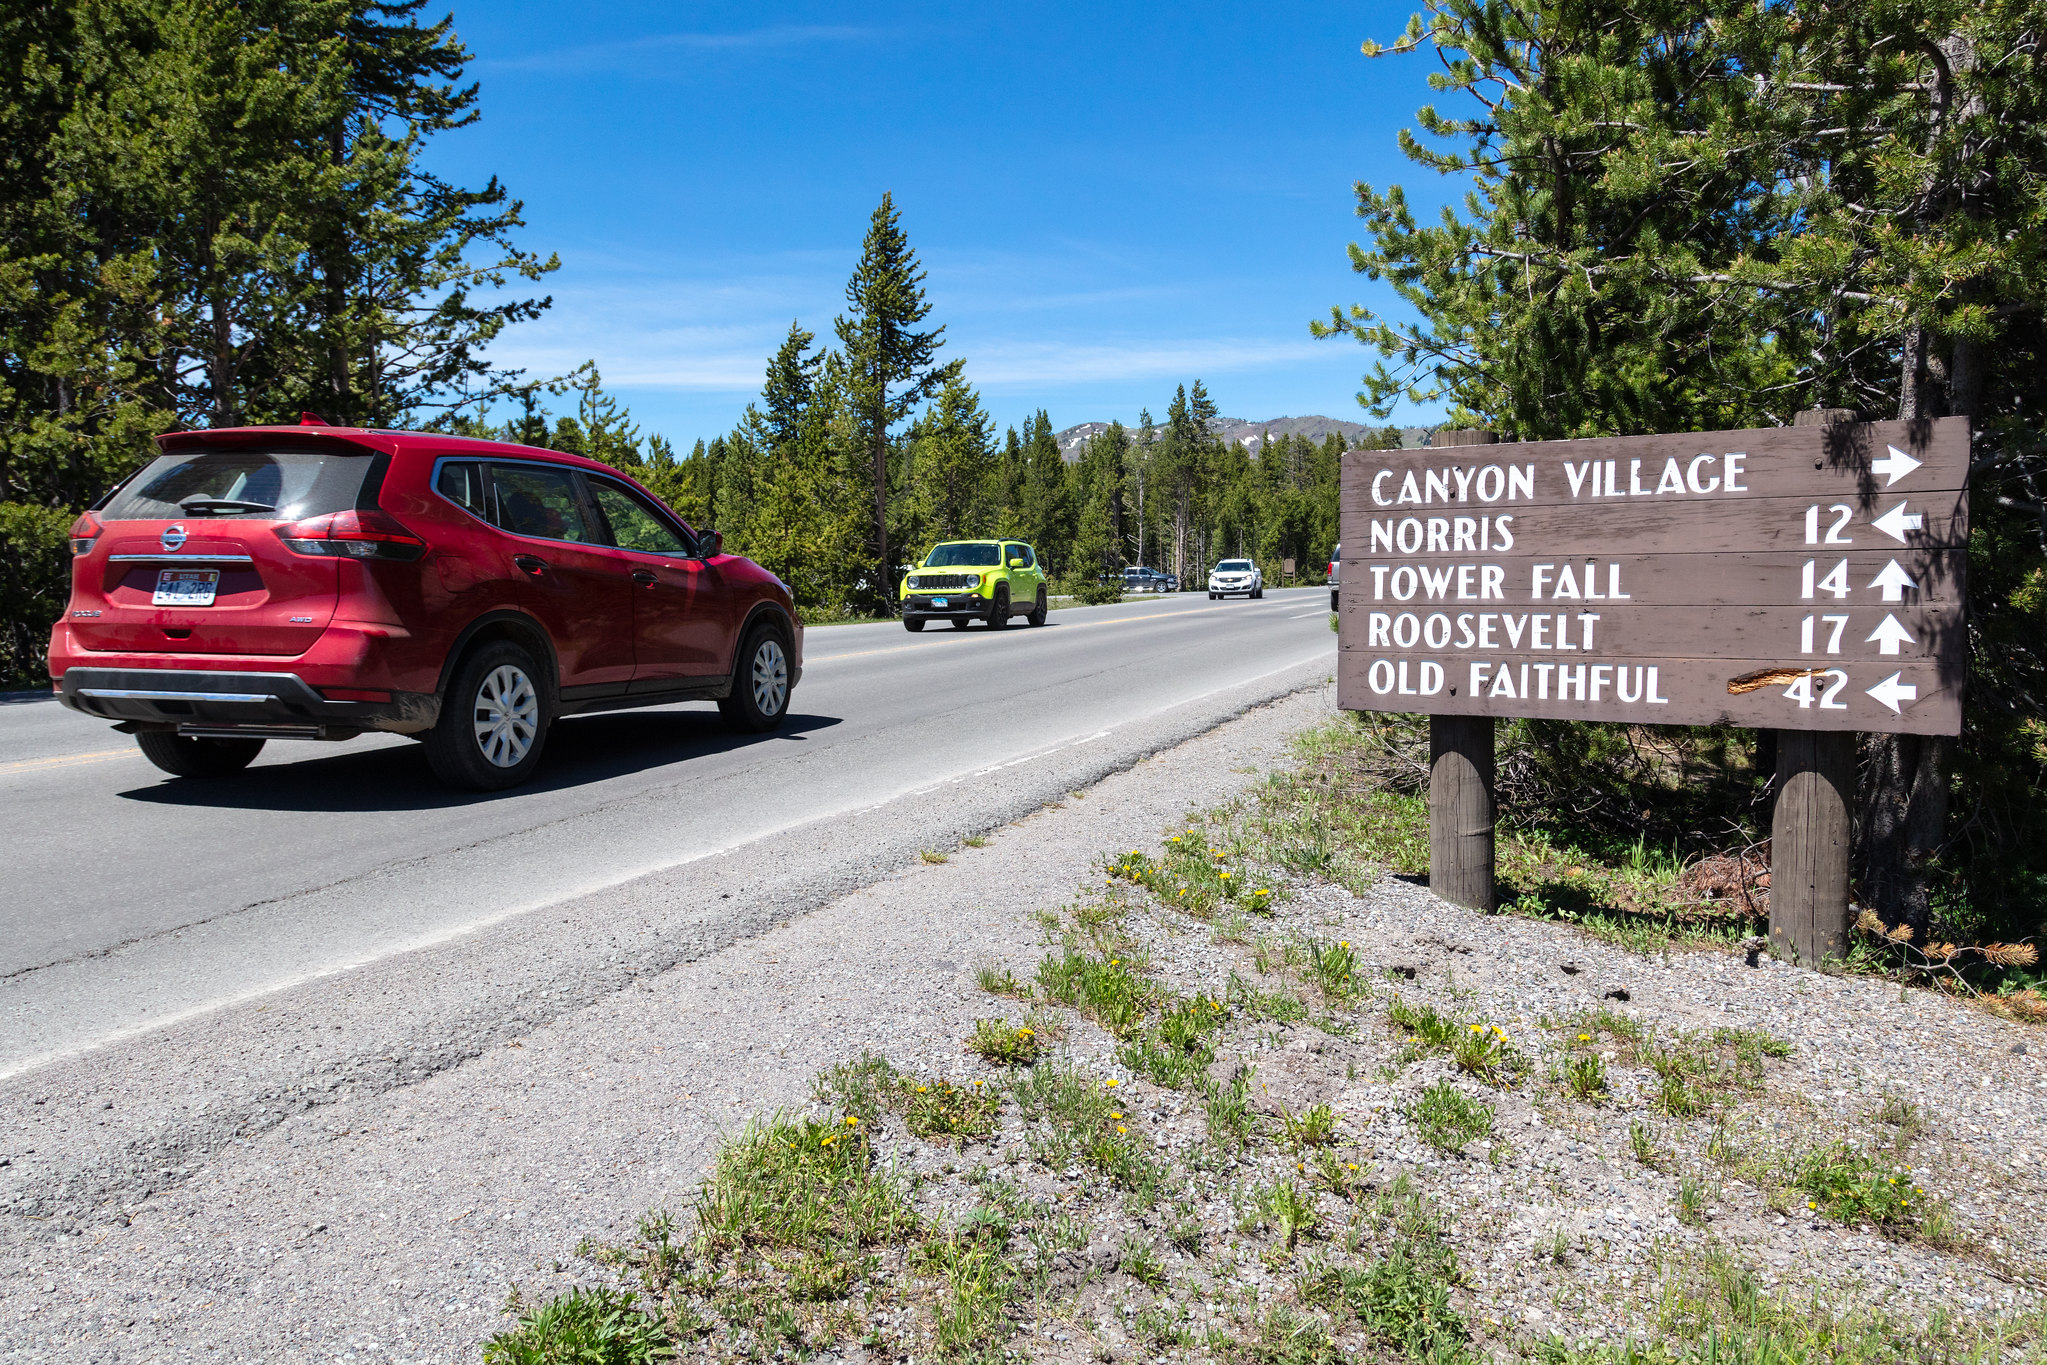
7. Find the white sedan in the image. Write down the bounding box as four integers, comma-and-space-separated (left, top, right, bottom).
1207, 558, 1264, 599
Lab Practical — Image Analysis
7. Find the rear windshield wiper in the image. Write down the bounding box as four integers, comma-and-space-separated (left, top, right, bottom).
178, 496, 277, 515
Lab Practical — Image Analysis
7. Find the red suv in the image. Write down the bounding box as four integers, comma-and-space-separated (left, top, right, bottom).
46, 421, 803, 790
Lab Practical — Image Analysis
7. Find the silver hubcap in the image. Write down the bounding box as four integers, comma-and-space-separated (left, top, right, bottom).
472, 664, 538, 767
750, 639, 788, 716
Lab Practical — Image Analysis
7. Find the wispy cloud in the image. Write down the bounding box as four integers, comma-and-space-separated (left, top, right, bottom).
479, 25, 876, 74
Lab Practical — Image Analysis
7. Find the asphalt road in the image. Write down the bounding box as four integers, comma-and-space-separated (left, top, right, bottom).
1, 589, 1335, 1079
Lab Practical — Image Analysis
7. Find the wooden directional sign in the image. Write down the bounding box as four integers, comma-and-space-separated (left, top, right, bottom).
1336, 418, 1969, 735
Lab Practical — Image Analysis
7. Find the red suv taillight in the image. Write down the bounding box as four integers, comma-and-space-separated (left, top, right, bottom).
276, 508, 428, 561
69, 511, 102, 556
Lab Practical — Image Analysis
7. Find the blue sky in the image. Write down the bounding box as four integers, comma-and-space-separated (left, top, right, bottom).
429, 2, 1454, 446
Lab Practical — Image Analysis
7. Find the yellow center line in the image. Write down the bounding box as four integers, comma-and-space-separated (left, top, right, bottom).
0, 747, 135, 775
807, 599, 1296, 665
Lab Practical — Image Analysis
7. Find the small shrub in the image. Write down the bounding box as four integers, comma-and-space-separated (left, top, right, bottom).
967, 1018, 1043, 1067
1408, 1081, 1494, 1154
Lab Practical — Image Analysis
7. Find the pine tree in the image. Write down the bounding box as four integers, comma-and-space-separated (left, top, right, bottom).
1326, 0, 2047, 938
903, 373, 996, 543
835, 193, 961, 611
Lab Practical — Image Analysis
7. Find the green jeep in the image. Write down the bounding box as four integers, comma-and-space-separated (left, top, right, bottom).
899, 539, 1049, 632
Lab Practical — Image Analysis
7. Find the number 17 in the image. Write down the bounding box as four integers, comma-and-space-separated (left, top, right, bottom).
1800, 614, 1849, 654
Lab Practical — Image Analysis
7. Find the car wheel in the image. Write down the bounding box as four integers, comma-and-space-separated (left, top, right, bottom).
135, 731, 265, 778
1027, 586, 1047, 626
1330, 591, 1338, 611
425, 639, 549, 790
718, 624, 792, 733
987, 586, 1010, 629
1253, 586, 1264, 599
950, 617, 969, 629
904, 617, 925, 632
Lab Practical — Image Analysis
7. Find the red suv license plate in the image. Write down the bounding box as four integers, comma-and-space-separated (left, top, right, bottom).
153, 568, 220, 607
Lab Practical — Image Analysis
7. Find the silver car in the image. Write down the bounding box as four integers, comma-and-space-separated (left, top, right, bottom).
1328, 543, 1340, 611
1207, 558, 1263, 599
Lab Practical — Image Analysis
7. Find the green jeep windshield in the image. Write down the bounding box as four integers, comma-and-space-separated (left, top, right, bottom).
924, 542, 1002, 567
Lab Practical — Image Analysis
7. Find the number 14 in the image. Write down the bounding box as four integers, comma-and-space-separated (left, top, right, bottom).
1801, 614, 1848, 653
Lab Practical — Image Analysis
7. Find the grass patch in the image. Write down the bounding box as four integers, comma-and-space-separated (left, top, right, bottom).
693, 1111, 918, 1252
1304, 1174, 1472, 1362
1557, 1051, 1608, 1101
1407, 1081, 1494, 1154
966, 1017, 1043, 1067
1119, 992, 1229, 1088
1010, 1061, 1167, 1197
1106, 830, 1276, 917
973, 964, 1030, 999
1035, 946, 1162, 1038
1793, 1142, 1945, 1240
483, 1286, 668, 1365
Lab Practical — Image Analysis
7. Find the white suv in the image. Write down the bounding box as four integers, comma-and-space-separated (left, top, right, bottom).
1328, 543, 1340, 611
1207, 559, 1263, 599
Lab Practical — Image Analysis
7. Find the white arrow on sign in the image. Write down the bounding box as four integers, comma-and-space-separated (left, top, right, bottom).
1870, 559, 1918, 602
1866, 672, 1919, 714
1871, 444, 1922, 486
1866, 613, 1916, 656
1870, 500, 1925, 543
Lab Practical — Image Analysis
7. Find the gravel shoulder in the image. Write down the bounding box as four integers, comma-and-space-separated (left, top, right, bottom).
0, 679, 1334, 1361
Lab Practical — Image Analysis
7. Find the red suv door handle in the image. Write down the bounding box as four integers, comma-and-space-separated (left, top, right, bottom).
512, 554, 547, 576
631, 569, 658, 586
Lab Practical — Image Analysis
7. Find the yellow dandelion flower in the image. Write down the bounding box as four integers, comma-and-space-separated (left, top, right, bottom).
1105, 1078, 1120, 1088
846, 1116, 859, 1126
1470, 1024, 1483, 1033
1111, 1111, 1121, 1119
1807, 1201, 1817, 1210
1118, 1125, 1128, 1134
917, 1085, 928, 1092
1347, 1163, 1358, 1171
1578, 1034, 1591, 1042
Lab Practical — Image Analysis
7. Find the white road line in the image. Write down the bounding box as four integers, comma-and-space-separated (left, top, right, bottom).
1289, 609, 1331, 619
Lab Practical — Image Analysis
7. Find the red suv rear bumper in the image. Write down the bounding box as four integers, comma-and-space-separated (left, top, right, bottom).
48, 622, 439, 738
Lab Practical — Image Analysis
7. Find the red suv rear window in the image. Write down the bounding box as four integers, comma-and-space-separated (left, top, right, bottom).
102, 447, 379, 521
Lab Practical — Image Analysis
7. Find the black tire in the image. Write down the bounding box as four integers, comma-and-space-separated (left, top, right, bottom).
1027, 586, 1047, 627
1253, 587, 1264, 599
1330, 590, 1339, 611
135, 731, 264, 778
904, 618, 925, 632
1208, 591, 1218, 600
951, 617, 970, 629
987, 586, 1010, 630
424, 639, 549, 790
718, 623, 792, 733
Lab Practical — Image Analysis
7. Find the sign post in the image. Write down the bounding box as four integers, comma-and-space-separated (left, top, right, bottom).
1338, 416, 1968, 960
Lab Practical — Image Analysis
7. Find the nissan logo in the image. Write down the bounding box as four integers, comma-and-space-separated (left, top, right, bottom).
161, 524, 187, 552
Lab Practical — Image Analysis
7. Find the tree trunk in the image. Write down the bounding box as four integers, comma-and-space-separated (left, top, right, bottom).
873, 427, 891, 614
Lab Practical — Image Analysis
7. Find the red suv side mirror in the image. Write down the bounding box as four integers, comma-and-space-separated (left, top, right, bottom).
696, 529, 724, 559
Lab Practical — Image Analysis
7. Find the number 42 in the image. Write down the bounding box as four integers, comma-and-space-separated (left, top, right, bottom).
1785, 669, 1848, 709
